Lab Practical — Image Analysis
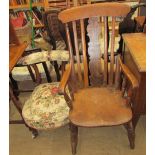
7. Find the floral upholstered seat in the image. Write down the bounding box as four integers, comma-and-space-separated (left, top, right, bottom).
22, 82, 69, 130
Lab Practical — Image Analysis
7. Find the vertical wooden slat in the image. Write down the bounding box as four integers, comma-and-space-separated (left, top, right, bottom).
109, 17, 116, 85
44, 0, 49, 11
87, 0, 91, 4
103, 16, 108, 85
72, 21, 83, 82
121, 76, 127, 97
73, 0, 78, 6
80, 19, 89, 87
65, 23, 75, 77
115, 55, 121, 89
66, 0, 71, 8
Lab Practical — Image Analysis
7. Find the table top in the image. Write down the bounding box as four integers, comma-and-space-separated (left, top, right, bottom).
122, 33, 146, 72
9, 42, 28, 72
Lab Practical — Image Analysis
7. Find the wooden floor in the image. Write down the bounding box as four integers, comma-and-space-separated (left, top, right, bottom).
9, 80, 146, 155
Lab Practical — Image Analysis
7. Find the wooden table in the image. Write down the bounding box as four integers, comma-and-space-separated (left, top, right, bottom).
122, 33, 146, 128
9, 42, 28, 123
9, 43, 28, 72
9, 42, 38, 136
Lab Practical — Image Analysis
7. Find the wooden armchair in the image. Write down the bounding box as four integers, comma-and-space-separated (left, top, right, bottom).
58, 3, 139, 154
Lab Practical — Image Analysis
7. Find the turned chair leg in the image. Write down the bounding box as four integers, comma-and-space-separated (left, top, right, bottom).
70, 123, 78, 155
125, 121, 135, 149
29, 127, 38, 139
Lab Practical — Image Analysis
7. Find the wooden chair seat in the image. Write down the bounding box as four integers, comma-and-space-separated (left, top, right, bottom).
70, 87, 132, 127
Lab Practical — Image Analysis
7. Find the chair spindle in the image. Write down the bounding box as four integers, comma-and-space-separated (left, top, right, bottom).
103, 16, 108, 85
109, 17, 116, 85
72, 21, 83, 82
80, 19, 89, 87
65, 23, 76, 77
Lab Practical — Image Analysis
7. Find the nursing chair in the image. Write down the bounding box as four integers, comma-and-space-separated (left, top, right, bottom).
21, 58, 70, 137
58, 3, 139, 154
10, 18, 70, 138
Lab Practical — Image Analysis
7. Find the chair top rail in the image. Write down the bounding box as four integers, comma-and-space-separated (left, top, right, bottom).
58, 2, 130, 23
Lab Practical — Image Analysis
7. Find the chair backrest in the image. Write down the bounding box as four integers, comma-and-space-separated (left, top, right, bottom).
58, 3, 130, 88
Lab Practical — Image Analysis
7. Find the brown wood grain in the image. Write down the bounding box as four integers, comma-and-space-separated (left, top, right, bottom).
59, 63, 72, 94
103, 16, 108, 85
119, 56, 139, 89
123, 34, 146, 128
80, 19, 89, 87
122, 33, 146, 72
58, 3, 130, 23
72, 21, 82, 82
109, 17, 116, 85
9, 43, 28, 72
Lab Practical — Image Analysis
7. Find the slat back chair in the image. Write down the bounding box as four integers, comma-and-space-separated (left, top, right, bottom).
58, 3, 139, 154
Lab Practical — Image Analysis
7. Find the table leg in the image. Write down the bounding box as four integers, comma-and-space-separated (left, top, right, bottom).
9, 73, 19, 96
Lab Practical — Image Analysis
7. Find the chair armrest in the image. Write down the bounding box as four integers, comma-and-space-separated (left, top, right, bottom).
118, 56, 139, 89
58, 63, 72, 94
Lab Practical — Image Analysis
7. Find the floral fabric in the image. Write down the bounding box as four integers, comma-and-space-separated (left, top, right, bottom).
22, 82, 70, 130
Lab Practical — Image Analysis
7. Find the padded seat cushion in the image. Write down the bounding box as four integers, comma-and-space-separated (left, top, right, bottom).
22, 82, 69, 130
69, 87, 132, 127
